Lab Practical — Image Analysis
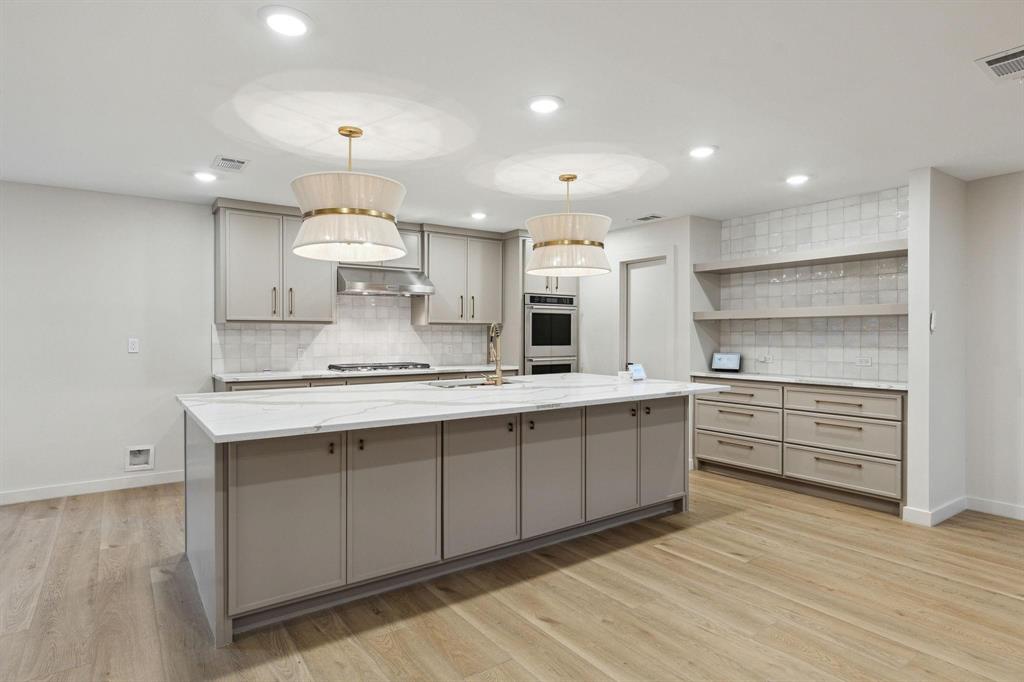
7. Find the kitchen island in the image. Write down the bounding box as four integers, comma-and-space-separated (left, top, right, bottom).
179, 373, 727, 645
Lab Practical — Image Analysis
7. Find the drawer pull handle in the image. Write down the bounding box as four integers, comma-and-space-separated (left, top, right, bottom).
815, 399, 864, 407
718, 408, 755, 417
721, 391, 756, 397
718, 439, 754, 450
814, 456, 863, 468
813, 420, 863, 430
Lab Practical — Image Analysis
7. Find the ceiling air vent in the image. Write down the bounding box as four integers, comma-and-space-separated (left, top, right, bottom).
635, 214, 664, 222
975, 45, 1024, 83
211, 155, 249, 172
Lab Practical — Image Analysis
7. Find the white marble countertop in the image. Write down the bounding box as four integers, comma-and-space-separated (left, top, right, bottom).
214, 364, 520, 383
180, 373, 729, 443
690, 370, 907, 392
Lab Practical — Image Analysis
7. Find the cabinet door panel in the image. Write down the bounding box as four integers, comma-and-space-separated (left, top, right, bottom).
347, 423, 440, 582
640, 396, 688, 505
386, 230, 422, 270
282, 217, 335, 322
444, 415, 519, 558
228, 433, 343, 615
427, 233, 468, 322
467, 238, 502, 322
522, 239, 550, 294
521, 408, 584, 538
552, 275, 577, 295
225, 211, 282, 320
586, 402, 639, 520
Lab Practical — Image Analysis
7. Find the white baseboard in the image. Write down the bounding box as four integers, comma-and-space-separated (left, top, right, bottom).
901, 496, 968, 527
0, 469, 184, 506
967, 496, 1024, 521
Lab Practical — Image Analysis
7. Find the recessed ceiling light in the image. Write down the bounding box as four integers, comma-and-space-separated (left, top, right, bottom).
193, 171, 217, 183
471, 212, 487, 220
259, 6, 310, 37
786, 174, 810, 186
529, 96, 564, 114
689, 145, 717, 159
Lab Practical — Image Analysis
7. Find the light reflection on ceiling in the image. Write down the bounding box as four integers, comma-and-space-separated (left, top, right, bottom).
478, 149, 668, 199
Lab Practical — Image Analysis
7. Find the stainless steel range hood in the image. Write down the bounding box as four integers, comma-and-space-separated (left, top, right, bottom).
336, 266, 436, 296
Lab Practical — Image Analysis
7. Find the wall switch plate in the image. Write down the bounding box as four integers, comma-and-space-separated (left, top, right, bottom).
856, 356, 872, 367
127, 337, 140, 353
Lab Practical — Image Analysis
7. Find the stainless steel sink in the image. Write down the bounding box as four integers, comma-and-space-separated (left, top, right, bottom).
427, 377, 527, 389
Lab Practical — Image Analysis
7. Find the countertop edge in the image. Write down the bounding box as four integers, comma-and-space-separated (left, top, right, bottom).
690, 371, 907, 392
213, 364, 521, 383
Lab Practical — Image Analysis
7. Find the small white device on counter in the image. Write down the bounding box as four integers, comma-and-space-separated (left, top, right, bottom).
711, 352, 742, 372
626, 363, 647, 381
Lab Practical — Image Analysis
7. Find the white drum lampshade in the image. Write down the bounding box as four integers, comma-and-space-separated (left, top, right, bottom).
525, 212, 611, 276
290, 171, 407, 262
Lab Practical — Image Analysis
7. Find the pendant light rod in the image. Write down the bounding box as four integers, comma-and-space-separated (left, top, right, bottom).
558, 173, 577, 213
338, 125, 363, 172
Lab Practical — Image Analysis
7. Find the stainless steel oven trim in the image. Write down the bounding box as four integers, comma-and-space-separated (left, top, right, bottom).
524, 305, 578, 358
525, 357, 578, 373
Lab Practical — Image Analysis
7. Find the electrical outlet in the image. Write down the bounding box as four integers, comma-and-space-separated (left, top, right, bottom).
125, 445, 154, 471
127, 337, 140, 353
758, 354, 774, 363
856, 356, 872, 367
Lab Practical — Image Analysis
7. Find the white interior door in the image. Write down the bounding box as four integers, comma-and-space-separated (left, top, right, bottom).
625, 257, 671, 379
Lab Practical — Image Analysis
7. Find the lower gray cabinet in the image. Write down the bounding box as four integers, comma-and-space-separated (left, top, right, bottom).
346, 423, 441, 583
585, 402, 639, 520
640, 396, 688, 506
227, 433, 344, 615
443, 415, 520, 558
521, 408, 584, 538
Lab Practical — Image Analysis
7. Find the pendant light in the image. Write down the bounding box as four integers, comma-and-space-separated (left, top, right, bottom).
290, 126, 407, 262
525, 173, 611, 277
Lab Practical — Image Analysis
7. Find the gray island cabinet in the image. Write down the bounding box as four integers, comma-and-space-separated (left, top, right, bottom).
179, 373, 726, 645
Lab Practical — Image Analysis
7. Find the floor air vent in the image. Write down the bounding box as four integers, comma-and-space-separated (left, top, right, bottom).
976, 46, 1024, 83
211, 155, 250, 172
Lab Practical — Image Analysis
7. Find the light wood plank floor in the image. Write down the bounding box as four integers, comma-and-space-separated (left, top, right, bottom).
1, 471, 1022, 681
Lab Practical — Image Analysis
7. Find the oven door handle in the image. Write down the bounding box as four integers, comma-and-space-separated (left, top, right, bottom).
526, 305, 578, 311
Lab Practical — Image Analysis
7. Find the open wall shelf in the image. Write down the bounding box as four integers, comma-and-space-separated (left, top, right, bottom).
693, 303, 908, 321
693, 239, 908, 275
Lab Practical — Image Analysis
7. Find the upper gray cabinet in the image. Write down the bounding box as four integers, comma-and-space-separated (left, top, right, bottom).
412, 231, 503, 324
215, 208, 335, 323
522, 238, 577, 296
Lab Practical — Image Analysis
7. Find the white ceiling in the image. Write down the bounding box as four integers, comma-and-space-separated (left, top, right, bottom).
2, 1, 1022, 231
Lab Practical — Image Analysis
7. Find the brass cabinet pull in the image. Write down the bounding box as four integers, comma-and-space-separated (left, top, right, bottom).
815, 398, 863, 407
718, 439, 754, 450
645, 406, 651, 415
630, 407, 637, 417
459, 295, 464, 318
288, 288, 294, 316
528, 420, 535, 430
358, 438, 365, 451
721, 391, 755, 397
507, 421, 514, 432
814, 456, 863, 468
272, 287, 277, 315
471, 295, 476, 318
814, 420, 863, 430
718, 408, 754, 417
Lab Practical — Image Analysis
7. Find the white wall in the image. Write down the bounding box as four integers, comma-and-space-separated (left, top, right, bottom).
1, 182, 213, 503
904, 167, 968, 525
965, 171, 1024, 520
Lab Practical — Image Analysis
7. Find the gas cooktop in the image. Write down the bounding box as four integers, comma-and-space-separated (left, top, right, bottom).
327, 362, 431, 372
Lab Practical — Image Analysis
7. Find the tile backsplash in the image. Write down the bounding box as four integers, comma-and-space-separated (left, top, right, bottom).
212, 296, 488, 374
714, 185, 909, 382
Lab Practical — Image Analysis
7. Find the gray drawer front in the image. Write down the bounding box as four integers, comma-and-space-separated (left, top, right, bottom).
785, 387, 902, 420
694, 380, 782, 408
783, 445, 901, 499
695, 430, 782, 474
696, 400, 782, 440
785, 410, 901, 460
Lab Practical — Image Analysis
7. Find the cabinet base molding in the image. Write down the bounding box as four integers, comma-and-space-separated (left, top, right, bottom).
223, 497, 682, 643
696, 460, 900, 516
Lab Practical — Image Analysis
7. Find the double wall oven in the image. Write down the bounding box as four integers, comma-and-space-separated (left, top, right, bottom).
524, 294, 577, 375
